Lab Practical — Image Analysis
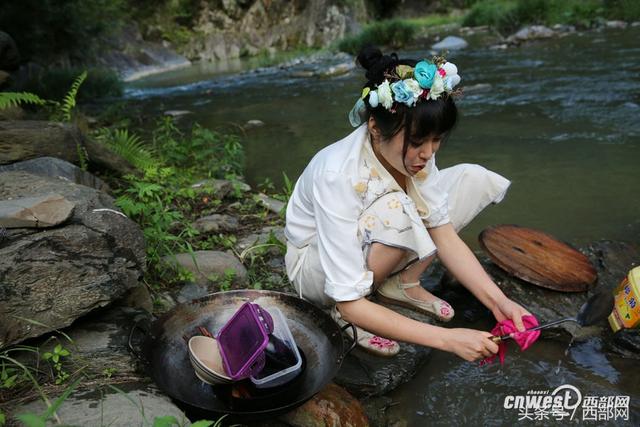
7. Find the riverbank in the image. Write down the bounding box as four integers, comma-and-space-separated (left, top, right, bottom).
3, 0, 640, 94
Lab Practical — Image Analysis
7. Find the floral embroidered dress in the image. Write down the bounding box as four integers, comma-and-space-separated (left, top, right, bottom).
285, 125, 510, 307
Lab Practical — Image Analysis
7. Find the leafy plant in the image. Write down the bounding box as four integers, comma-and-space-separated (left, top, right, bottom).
338, 19, 418, 54
76, 143, 89, 171
0, 363, 19, 389
59, 70, 87, 122
95, 127, 160, 172
1, 70, 87, 123
102, 367, 117, 379
0, 92, 47, 110
42, 344, 71, 385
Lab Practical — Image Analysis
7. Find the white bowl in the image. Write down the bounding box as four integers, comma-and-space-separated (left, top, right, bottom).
188, 336, 232, 384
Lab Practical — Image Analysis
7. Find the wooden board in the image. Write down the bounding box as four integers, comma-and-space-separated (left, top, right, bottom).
479, 224, 597, 292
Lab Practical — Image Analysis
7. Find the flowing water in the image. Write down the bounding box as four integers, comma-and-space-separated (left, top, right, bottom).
125, 26, 640, 251
125, 26, 640, 424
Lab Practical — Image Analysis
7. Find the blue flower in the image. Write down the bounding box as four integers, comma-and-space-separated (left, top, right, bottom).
414, 61, 437, 89
391, 80, 416, 107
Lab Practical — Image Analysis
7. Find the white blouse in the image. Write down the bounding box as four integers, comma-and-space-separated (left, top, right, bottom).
285, 125, 451, 302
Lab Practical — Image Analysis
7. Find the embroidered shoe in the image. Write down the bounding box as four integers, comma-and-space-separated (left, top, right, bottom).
330, 306, 400, 357
375, 274, 455, 322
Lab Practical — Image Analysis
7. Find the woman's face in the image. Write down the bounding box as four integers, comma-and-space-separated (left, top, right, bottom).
374, 127, 442, 177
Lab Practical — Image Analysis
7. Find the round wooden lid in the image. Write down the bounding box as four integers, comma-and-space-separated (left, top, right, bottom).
479, 224, 597, 292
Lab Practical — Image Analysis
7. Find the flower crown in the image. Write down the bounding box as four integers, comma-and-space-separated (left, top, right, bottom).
349, 56, 462, 127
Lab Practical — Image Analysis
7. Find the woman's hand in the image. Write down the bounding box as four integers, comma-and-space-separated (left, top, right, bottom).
491, 297, 531, 332
442, 328, 499, 362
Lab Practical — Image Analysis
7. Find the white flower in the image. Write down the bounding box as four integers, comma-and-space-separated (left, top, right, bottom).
442, 62, 458, 76
444, 74, 461, 90
377, 80, 393, 109
369, 90, 379, 108
404, 78, 422, 101
428, 74, 446, 100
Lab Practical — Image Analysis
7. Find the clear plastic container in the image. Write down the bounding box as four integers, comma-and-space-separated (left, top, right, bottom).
250, 307, 302, 389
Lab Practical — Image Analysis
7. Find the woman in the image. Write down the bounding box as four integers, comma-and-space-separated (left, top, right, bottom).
284, 47, 530, 361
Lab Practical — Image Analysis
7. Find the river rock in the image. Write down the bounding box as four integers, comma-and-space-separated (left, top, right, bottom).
0, 120, 137, 176
11, 382, 189, 427
163, 109, 193, 118
161, 250, 247, 286
0, 171, 145, 348
318, 62, 354, 77
119, 283, 154, 313
192, 178, 233, 198
175, 281, 211, 303
256, 193, 286, 215
605, 20, 627, 29
279, 382, 369, 427
335, 305, 433, 397
0, 156, 110, 192
507, 25, 555, 43
582, 240, 639, 294
431, 36, 468, 51
193, 213, 240, 233
62, 305, 150, 376
191, 178, 250, 198
551, 24, 576, 33
0, 31, 20, 71
290, 70, 316, 78
236, 225, 285, 254
0, 193, 75, 228
0, 70, 9, 87
182, 1, 365, 62
478, 240, 640, 343
244, 119, 265, 129
583, 240, 640, 358
99, 23, 191, 82
0, 105, 24, 120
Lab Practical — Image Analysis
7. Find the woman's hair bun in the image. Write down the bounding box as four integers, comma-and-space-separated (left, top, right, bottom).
356, 45, 383, 71
356, 45, 398, 84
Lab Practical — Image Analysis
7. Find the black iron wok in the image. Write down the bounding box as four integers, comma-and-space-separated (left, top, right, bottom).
130, 290, 355, 418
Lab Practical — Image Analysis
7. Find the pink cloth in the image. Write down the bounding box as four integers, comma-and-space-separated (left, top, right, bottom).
482, 315, 540, 365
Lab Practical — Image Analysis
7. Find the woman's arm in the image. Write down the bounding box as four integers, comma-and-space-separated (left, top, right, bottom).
337, 298, 499, 361
428, 223, 530, 331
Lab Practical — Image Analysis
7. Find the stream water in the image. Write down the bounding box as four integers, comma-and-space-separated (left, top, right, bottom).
124, 26, 640, 424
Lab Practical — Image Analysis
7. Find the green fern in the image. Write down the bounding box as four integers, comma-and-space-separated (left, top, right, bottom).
96, 128, 159, 172
60, 71, 87, 122
76, 143, 89, 171
0, 92, 47, 110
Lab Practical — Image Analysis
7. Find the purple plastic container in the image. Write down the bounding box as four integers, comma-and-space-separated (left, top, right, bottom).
216, 302, 274, 381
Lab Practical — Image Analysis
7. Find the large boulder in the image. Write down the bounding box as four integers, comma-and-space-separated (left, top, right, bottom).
0, 156, 110, 192
0, 120, 137, 176
467, 240, 640, 356
0, 31, 20, 71
280, 382, 369, 427
335, 305, 433, 397
11, 382, 189, 427
0, 171, 145, 348
161, 250, 248, 287
431, 36, 468, 51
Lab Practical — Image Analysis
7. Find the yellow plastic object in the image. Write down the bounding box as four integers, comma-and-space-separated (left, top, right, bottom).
608, 266, 640, 332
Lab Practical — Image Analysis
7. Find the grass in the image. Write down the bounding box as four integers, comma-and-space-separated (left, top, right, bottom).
463, 0, 640, 35
336, 9, 467, 55
337, 13, 465, 55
